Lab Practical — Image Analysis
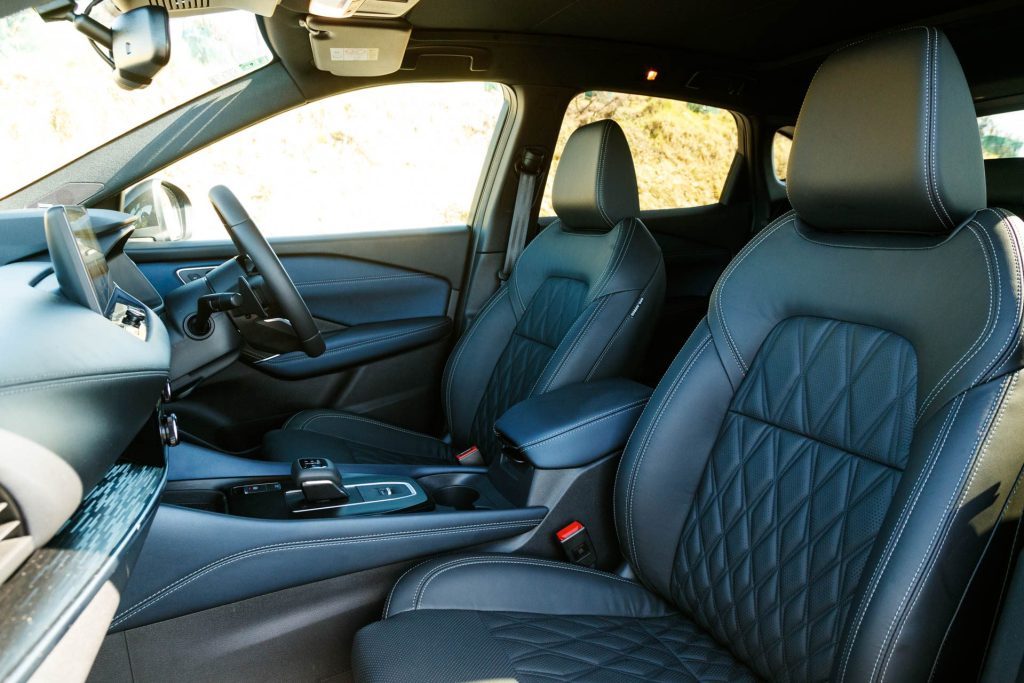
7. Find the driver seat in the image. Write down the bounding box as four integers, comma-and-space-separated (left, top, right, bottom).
262, 120, 666, 465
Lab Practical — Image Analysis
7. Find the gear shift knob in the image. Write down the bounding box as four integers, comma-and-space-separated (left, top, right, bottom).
291, 457, 348, 503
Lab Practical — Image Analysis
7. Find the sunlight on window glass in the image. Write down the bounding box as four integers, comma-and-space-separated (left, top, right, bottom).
150, 82, 507, 240
0, 6, 271, 198
772, 131, 792, 181
541, 91, 738, 214
978, 112, 1024, 159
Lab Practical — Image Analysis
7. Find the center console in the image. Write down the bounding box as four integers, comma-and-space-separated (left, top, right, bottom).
116, 378, 652, 632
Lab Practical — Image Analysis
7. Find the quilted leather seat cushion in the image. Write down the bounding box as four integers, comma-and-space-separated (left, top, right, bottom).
354, 554, 756, 682
262, 410, 453, 465
354, 610, 756, 682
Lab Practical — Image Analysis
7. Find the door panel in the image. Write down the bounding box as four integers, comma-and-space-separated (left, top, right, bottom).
129, 226, 470, 453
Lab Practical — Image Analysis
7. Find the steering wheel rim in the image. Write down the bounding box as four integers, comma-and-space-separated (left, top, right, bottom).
208, 185, 325, 358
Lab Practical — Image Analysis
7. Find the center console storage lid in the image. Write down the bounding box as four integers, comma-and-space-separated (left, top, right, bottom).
494, 379, 651, 469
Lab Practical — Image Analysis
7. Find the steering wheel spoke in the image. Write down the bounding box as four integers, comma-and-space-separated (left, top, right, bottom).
208, 185, 325, 358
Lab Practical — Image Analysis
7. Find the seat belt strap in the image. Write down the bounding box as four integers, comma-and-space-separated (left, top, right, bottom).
498, 147, 545, 282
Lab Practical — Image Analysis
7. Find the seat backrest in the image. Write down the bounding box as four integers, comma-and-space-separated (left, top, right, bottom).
443, 120, 665, 461
987, 157, 1024, 218
615, 28, 1024, 682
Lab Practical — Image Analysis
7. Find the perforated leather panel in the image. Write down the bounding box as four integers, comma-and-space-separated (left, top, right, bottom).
479, 611, 757, 682
672, 317, 917, 681
469, 277, 588, 459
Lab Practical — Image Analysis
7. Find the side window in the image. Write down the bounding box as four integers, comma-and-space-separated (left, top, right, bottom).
978, 112, 1024, 158
772, 129, 793, 182
540, 91, 738, 215
132, 82, 507, 241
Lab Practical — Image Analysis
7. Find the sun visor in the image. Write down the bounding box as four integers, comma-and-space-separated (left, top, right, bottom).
307, 18, 411, 77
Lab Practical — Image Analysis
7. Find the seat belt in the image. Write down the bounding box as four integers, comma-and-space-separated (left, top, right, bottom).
498, 147, 545, 282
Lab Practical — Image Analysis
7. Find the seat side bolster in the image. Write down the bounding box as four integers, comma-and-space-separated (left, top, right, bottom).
383, 553, 673, 619
612, 319, 735, 597
837, 371, 1024, 682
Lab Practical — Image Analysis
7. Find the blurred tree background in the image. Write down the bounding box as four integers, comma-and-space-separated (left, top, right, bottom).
541, 91, 739, 213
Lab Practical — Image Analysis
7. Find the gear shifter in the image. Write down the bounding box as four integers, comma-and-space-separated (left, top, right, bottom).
291, 457, 349, 503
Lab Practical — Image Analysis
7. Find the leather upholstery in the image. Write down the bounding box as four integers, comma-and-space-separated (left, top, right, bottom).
265, 120, 665, 466
552, 119, 640, 230
353, 28, 1024, 683
987, 157, 1024, 218
355, 554, 756, 683
494, 378, 651, 469
264, 411, 452, 466
789, 27, 985, 234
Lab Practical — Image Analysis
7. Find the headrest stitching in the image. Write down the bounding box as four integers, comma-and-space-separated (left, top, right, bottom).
595, 122, 614, 228
929, 28, 954, 229
920, 28, 947, 232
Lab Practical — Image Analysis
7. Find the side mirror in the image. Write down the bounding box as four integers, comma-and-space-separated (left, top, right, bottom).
121, 179, 191, 242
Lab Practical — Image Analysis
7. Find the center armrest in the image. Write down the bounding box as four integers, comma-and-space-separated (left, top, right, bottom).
494, 378, 652, 469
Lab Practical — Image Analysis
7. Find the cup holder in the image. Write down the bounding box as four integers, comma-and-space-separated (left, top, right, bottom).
432, 485, 480, 510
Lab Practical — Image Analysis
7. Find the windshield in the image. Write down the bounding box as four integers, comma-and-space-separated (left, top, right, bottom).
0, 4, 272, 199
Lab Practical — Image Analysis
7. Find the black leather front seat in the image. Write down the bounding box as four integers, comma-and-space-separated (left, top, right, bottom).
351, 29, 1024, 682
262, 120, 665, 466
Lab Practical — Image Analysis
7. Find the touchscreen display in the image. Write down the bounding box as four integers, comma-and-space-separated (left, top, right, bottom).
44, 206, 116, 314
67, 208, 115, 309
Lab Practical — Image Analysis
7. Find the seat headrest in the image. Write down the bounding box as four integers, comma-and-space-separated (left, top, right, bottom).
553, 119, 640, 231
788, 27, 986, 234
986, 158, 1024, 213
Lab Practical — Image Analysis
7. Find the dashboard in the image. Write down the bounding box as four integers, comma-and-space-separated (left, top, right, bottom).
0, 207, 171, 680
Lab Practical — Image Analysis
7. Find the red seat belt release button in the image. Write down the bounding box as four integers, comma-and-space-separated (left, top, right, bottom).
556, 521, 597, 567
455, 445, 484, 466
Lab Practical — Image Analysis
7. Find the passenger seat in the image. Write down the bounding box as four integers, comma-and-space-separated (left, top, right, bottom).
262, 120, 665, 467
986, 157, 1024, 217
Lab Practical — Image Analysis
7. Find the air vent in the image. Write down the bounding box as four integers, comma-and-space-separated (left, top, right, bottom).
0, 489, 32, 586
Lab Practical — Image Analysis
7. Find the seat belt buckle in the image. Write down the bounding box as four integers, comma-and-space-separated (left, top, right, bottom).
455, 445, 485, 466
556, 521, 597, 567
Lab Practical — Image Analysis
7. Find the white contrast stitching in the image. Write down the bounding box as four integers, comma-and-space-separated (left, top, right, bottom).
297, 412, 440, 441
443, 288, 510, 430
872, 374, 1015, 683
112, 520, 539, 627
916, 224, 995, 419
269, 321, 449, 366
517, 398, 649, 450
713, 214, 797, 374
532, 297, 609, 396
837, 393, 965, 682
621, 334, 713, 578
409, 556, 643, 611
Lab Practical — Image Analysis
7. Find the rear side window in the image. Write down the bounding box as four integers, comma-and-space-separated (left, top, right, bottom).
772, 130, 793, 182
978, 112, 1024, 158
540, 91, 738, 215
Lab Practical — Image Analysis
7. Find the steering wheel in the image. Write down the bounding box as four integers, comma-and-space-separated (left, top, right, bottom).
208, 185, 325, 358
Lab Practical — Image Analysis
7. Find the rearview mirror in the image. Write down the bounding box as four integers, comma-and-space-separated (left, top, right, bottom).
111, 6, 171, 90
121, 179, 191, 242
35, 2, 170, 90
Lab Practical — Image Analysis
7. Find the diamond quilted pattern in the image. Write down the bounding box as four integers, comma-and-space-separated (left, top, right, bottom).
672, 317, 915, 682
478, 612, 758, 682
469, 277, 588, 458
732, 317, 917, 468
